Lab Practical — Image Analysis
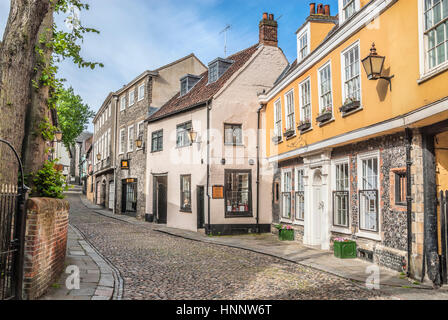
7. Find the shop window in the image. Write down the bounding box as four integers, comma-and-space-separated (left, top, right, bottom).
180, 175, 192, 212
225, 170, 252, 217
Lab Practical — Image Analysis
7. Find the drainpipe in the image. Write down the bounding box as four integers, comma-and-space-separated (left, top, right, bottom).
256, 104, 265, 233
206, 100, 211, 235
405, 128, 413, 277
113, 95, 119, 215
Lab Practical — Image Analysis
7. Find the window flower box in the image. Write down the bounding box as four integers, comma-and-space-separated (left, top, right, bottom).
316, 107, 332, 123
283, 128, 295, 138
333, 238, 357, 259
339, 99, 360, 114
316, 112, 332, 123
297, 121, 311, 132
275, 224, 295, 241
272, 135, 282, 144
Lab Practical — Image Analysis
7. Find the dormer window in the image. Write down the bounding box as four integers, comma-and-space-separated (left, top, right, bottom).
297, 23, 310, 62
208, 58, 233, 84
180, 74, 201, 97
339, 0, 359, 23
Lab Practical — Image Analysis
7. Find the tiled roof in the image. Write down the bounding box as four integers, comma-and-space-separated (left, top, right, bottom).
147, 44, 259, 123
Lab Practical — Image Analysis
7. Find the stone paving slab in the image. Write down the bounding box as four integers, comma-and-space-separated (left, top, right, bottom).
40, 224, 118, 300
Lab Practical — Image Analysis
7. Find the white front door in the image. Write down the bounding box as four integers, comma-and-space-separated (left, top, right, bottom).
109, 181, 115, 210
312, 186, 322, 245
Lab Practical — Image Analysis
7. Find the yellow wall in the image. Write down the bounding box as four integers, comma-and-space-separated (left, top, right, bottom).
265, 0, 448, 158
310, 21, 336, 52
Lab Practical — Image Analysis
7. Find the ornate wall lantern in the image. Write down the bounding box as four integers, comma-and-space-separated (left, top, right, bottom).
54, 131, 63, 142
362, 43, 394, 91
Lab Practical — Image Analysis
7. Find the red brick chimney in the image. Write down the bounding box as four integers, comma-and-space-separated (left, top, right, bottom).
259, 12, 278, 47
324, 4, 331, 16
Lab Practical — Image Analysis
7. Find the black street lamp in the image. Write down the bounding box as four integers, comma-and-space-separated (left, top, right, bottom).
362, 43, 395, 91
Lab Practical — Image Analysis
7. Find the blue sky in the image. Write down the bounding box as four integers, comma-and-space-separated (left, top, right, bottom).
0, 0, 338, 131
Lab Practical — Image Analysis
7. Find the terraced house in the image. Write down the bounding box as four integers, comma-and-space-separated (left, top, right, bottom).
259, 0, 448, 285
93, 55, 206, 219
145, 13, 288, 234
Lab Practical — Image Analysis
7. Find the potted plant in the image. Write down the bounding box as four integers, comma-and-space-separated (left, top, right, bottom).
316, 106, 332, 123
297, 119, 311, 132
339, 97, 361, 113
275, 224, 295, 241
283, 127, 295, 138
333, 238, 357, 259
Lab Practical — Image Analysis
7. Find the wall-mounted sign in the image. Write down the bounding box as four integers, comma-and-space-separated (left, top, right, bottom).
212, 185, 224, 199
121, 160, 130, 170
126, 178, 136, 184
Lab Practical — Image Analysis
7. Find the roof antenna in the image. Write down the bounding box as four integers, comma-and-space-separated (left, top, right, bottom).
220, 24, 231, 57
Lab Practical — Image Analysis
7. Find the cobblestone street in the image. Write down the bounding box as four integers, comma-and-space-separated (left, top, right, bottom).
66, 194, 391, 300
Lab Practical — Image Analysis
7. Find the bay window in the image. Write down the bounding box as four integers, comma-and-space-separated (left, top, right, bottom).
225, 170, 252, 217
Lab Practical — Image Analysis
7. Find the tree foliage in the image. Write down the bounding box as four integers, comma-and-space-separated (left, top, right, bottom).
32, 159, 69, 199
56, 86, 94, 149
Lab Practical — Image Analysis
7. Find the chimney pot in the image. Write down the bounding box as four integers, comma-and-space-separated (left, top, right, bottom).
263, 12, 268, 20
310, 3, 316, 15
324, 4, 330, 16
317, 3, 324, 14
269, 13, 274, 20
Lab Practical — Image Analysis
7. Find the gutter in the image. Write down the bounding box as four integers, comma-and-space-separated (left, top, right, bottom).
206, 100, 212, 235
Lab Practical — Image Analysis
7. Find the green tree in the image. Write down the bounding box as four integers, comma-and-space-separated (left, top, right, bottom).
56, 86, 95, 149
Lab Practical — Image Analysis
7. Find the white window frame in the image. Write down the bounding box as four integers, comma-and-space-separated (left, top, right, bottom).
418, 0, 448, 81
294, 167, 305, 225
281, 168, 293, 222
136, 121, 144, 150
284, 89, 296, 133
356, 150, 382, 241
317, 60, 334, 118
331, 157, 351, 234
107, 129, 111, 158
297, 23, 310, 62
273, 98, 283, 141
128, 125, 134, 153
338, 0, 360, 24
298, 76, 312, 129
119, 128, 125, 155
138, 84, 145, 101
129, 90, 135, 107
120, 96, 126, 111
341, 40, 362, 106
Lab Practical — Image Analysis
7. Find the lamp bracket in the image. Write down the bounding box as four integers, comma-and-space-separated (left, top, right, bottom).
379, 74, 394, 91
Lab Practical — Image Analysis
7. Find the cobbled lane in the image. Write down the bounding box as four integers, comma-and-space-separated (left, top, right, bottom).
68, 194, 382, 300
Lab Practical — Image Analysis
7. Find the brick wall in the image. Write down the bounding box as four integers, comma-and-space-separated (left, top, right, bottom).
23, 198, 70, 300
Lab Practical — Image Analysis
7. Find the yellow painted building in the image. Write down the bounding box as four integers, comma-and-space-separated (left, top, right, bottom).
259, 0, 448, 285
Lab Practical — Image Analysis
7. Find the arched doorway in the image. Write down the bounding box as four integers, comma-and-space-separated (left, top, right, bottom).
311, 170, 323, 245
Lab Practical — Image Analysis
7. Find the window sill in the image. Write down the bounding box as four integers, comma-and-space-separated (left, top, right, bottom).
341, 106, 363, 118
225, 213, 253, 218
318, 117, 335, 127
331, 225, 352, 235
355, 230, 381, 241
299, 127, 313, 135
293, 219, 304, 226
176, 145, 193, 149
285, 134, 297, 141
279, 218, 293, 224
418, 62, 448, 84
180, 209, 192, 214
224, 143, 245, 147
151, 150, 163, 154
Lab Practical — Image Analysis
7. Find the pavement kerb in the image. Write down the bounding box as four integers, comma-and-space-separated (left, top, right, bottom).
69, 223, 124, 300
78, 195, 432, 292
